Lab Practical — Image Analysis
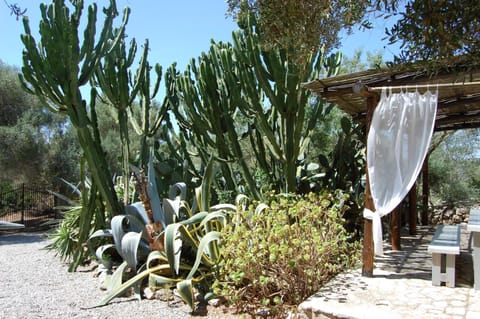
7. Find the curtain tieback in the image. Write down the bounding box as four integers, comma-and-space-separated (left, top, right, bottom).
363, 208, 384, 256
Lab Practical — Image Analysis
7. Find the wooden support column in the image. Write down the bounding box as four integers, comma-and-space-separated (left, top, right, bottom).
421, 154, 430, 225
356, 84, 379, 278
391, 202, 402, 251
363, 166, 375, 277
409, 182, 417, 235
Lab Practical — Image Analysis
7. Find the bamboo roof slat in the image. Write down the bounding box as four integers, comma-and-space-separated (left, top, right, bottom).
304, 64, 480, 131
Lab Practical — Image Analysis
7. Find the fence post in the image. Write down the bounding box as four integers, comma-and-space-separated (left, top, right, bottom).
21, 183, 25, 224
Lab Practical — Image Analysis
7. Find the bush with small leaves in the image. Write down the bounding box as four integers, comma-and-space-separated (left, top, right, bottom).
214, 191, 361, 316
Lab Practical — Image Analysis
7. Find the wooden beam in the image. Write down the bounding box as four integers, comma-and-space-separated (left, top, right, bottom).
391, 203, 402, 251
362, 93, 379, 277
409, 182, 417, 235
421, 155, 430, 225
435, 121, 480, 131
368, 80, 480, 92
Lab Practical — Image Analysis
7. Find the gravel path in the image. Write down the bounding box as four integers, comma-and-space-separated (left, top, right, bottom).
0, 232, 234, 319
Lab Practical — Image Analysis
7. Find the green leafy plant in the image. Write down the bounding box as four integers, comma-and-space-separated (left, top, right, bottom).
215, 191, 361, 316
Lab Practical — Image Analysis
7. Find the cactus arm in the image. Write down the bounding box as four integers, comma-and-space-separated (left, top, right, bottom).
232, 32, 284, 161
149, 63, 162, 100
93, 30, 140, 205
148, 100, 168, 138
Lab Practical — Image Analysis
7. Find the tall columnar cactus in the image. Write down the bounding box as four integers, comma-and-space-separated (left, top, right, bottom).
93, 34, 144, 205
19, 0, 128, 216
171, 15, 341, 197
231, 14, 342, 193
127, 40, 170, 171
172, 42, 261, 199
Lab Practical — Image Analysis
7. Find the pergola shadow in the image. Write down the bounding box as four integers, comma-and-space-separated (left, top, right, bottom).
375, 226, 473, 287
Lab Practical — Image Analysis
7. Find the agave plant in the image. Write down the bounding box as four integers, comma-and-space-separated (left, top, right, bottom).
46, 161, 110, 272
87, 155, 238, 310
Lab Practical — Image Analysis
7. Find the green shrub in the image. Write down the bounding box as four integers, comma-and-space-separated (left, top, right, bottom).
214, 191, 361, 316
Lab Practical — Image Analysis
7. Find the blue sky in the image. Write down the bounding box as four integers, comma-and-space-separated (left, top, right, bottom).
0, 1, 398, 71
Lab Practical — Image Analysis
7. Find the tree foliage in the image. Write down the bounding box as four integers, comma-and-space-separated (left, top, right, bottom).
0, 61, 80, 186
387, 0, 480, 63
429, 129, 480, 203
225, 0, 397, 60
227, 0, 479, 65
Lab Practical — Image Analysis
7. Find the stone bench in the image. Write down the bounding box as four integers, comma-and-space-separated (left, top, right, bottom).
427, 224, 461, 287
0, 221, 25, 230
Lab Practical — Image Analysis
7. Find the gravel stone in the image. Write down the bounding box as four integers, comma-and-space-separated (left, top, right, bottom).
0, 232, 239, 319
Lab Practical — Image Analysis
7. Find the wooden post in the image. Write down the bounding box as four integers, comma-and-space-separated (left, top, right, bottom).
421, 155, 429, 225
391, 202, 402, 250
358, 86, 379, 278
409, 182, 417, 235
363, 169, 375, 277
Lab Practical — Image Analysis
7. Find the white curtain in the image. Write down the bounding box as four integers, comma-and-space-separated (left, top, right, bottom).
364, 88, 437, 255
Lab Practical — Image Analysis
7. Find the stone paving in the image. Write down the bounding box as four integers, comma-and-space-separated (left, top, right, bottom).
298, 224, 480, 319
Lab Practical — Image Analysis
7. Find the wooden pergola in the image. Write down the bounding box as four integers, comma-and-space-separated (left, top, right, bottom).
304, 63, 480, 276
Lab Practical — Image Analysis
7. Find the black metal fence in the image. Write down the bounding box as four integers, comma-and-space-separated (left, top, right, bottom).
0, 183, 59, 229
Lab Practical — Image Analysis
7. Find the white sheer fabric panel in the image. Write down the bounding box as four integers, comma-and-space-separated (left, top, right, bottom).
364, 88, 437, 255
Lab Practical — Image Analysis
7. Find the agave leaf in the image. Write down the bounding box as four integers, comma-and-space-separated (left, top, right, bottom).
194, 186, 202, 214
87, 229, 113, 257
148, 272, 181, 290
126, 215, 148, 240
194, 155, 215, 213
186, 231, 221, 279
210, 203, 236, 212
107, 261, 129, 292
147, 152, 165, 227
199, 211, 228, 231
176, 279, 195, 310
92, 264, 166, 308
178, 211, 208, 226
168, 182, 187, 200
89, 228, 114, 239
179, 200, 194, 219
111, 215, 128, 258
125, 202, 149, 226
165, 221, 205, 275
121, 231, 150, 270
147, 250, 201, 275
164, 223, 184, 275
58, 178, 82, 196
255, 203, 269, 214
204, 291, 216, 301
311, 173, 326, 179
146, 250, 169, 268
235, 194, 249, 209
163, 197, 180, 226
47, 189, 76, 206
95, 244, 116, 269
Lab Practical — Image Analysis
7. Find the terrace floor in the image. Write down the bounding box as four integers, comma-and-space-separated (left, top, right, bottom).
298, 224, 480, 319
